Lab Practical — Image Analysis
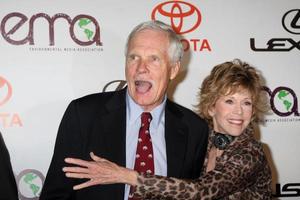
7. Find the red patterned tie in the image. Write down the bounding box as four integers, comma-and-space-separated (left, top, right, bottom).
129, 112, 154, 199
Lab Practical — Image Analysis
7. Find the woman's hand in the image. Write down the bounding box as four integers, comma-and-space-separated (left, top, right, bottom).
63, 152, 138, 190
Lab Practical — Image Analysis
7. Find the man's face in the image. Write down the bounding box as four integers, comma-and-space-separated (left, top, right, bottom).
125, 29, 180, 111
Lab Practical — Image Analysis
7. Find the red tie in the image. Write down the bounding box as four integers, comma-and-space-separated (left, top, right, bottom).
129, 112, 154, 199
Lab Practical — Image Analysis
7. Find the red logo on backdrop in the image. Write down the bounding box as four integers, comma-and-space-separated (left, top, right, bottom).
151, 1, 211, 52
0, 76, 23, 128
0, 76, 12, 106
151, 1, 201, 34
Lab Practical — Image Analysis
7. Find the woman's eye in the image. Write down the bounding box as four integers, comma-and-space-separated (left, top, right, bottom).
244, 101, 252, 106
225, 99, 233, 104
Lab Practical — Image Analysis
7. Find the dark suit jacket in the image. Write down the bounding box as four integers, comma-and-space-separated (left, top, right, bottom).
0, 132, 18, 200
40, 88, 208, 200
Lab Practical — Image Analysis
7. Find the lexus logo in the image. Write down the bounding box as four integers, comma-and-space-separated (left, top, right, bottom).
250, 9, 300, 51
0, 76, 12, 107
282, 9, 300, 34
151, 1, 201, 34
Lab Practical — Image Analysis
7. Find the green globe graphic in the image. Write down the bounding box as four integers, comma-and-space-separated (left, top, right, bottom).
78, 18, 94, 40
277, 90, 292, 111
19, 171, 43, 199
23, 173, 40, 197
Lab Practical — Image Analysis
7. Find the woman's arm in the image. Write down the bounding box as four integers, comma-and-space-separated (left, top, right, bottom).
63, 142, 271, 199
133, 142, 270, 200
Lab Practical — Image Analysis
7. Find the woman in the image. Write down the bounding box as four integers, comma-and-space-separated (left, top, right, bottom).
63, 59, 272, 199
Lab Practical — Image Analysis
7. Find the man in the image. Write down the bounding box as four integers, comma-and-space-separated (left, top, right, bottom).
0, 132, 19, 200
40, 20, 208, 200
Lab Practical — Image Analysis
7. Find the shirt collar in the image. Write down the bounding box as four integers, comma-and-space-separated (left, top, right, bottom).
126, 89, 166, 129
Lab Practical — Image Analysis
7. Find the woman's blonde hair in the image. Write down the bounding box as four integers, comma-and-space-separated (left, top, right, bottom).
196, 59, 269, 127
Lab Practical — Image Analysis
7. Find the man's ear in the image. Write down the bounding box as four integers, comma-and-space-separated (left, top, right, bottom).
170, 61, 180, 80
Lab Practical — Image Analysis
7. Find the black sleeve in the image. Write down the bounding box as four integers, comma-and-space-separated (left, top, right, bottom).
40, 101, 84, 200
0, 132, 18, 200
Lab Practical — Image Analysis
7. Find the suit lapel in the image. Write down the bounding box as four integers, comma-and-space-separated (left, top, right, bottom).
96, 89, 127, 166
89, 89, 127, 200
165, 100, 189, 177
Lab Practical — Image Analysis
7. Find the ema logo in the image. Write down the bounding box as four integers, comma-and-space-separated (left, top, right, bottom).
250, 9, 300, 51
16, 169, 45, 200
1, 12, 102, 46
151, 1, 211, 52
263, 86, 299, 117
0, 76, 23, 128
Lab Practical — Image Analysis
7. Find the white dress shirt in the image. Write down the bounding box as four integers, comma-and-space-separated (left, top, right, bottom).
124, 90, 167, 200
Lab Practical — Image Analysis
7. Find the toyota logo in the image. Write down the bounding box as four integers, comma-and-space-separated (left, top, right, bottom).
151, 1, 201, 34
0, 76, 12, 106
282, 9, 300, 34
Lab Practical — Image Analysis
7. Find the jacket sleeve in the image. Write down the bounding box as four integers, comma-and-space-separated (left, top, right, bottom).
0, 133, 19, 200
40, 101, 84, 200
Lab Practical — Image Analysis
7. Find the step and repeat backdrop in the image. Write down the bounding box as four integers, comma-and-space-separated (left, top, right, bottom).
1, 0, 299, 199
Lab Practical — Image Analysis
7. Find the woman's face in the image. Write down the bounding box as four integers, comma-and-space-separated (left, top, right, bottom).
209, 89, 253, 136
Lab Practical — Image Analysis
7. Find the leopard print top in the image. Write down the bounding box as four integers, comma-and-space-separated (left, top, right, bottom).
133, 128, 272, 200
